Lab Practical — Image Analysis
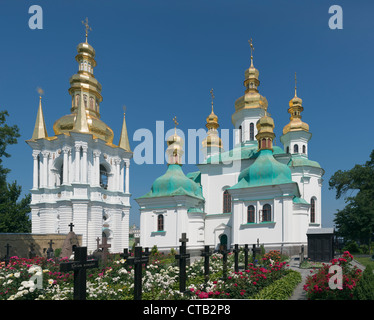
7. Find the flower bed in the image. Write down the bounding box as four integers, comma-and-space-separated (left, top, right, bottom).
303, 251, 363, 300
0, 251, 293, 300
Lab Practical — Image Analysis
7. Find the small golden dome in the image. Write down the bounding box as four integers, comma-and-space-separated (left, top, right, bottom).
256, 112, 275, 151
256, 112, 274, 131
282, 82, 309, 135
166, 118, 184, 165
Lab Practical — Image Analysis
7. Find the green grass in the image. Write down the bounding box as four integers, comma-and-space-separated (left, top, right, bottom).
299, 259, 324, 269
354, 257, 374, 269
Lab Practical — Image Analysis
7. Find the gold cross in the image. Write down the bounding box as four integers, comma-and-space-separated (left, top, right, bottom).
82, 17, 92, 43
173, 116, 179, 128
248, 38, 254, 58
210, 88, 215, 109
294, 72, 297, 97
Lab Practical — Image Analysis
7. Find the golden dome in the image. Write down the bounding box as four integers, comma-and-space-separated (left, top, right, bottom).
282, 81, 309, 135
256, 112, 275, 151
166, 117, 184, 165
232, 42, 268, 125
203, 88, 223, 152
202, 133, 223, 149
53, 112, 114, 143
256, 112, 274, 131
52, 39, 114, 144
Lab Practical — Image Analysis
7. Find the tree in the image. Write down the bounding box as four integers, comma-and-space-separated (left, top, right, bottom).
329, 150, 374, 251
0, 110, 31, 233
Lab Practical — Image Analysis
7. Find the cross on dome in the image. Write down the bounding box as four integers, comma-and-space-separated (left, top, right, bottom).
82, 17, 92, 43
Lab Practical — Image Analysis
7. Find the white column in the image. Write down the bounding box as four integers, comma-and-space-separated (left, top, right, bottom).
115, 159, 121, 191
68, 149, 73, 184
74, 145, 81, 183
48, 155, 54, 187
93, 150, 101, 186
62, 147, 70, 185
125, 159, 130, 193
41, 151, 49, 188
82, 145, 88, 184
120, 162, 125, 192
32, 152, 39, 189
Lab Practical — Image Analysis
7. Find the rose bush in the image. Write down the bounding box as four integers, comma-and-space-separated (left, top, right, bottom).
303, 251, 362, 300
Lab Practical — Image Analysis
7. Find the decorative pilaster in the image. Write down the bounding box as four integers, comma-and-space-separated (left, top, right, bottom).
62, 147, 70, 185
41, 151, 49, 188
93, 150, 101, 187
81, 145, 88, 184
125, 159, 130, 194
32, 152, 40, 189
114, 158, 121, 191
74, 144, 81, 183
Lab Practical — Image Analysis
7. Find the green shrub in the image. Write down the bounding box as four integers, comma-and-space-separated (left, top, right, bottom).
353, 265, 374, 300
251, 270, 302, 300
150, 245, 159, 256
343, 241, 360, 254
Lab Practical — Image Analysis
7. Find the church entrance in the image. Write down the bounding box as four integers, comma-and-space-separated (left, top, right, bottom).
219, 234, 228, 251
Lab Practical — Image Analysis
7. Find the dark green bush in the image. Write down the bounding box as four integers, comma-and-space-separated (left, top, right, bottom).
251, 270, 302, 300
343, 241, 360, 254
353, 265, 374, 300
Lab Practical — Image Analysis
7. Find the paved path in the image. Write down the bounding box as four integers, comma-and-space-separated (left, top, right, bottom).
287, 256, 313, 300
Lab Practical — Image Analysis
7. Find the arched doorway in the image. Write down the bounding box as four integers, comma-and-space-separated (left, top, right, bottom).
219, 234, 228, 252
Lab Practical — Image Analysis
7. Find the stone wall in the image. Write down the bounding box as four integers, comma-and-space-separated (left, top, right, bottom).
0, 233, 82, 259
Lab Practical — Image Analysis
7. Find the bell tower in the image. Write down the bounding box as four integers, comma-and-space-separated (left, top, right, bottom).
26, 20, 132, 253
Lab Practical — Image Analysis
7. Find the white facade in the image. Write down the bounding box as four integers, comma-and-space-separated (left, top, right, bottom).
27, 133, 132, 253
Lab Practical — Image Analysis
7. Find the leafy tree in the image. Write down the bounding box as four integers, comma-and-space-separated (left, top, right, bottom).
0, 110, 31, 233
329, 150, 374, 251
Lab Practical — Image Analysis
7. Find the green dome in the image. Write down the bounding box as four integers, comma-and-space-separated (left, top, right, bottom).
288, 154, 321, 169
230, 149, 293, 189
139, 164, 204, 200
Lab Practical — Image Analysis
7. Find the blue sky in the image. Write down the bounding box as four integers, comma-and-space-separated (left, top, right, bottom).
0, 0, 373, 229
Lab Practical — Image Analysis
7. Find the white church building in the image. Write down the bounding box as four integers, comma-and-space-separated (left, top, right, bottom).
27, 35, 132, 253
137, 49, 324, 255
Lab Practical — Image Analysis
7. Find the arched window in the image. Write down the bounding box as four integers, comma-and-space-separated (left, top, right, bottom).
266, 139, 272, 149
100, 165, 108, 189
247, 205, 255, 223
223, 190, 231, 213
261, 139, 267, 149
286, 146, 290, 153
59, 164, 64, 186
294, 144, 299, 153
262, 204, 272, 222
238, 125, 242, 143
302, 145, 306, 154
250, 123, 254, 141
157, 214, 164, 231
310, 198, 316, 223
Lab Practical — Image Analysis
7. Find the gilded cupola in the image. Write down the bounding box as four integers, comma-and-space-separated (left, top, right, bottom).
256, 111, 275, 151
166, 117, 184, 165
202, 89, 223, 154
232, 39, 268, 124
53, 19, 114, 144
282, 73, 309, 135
